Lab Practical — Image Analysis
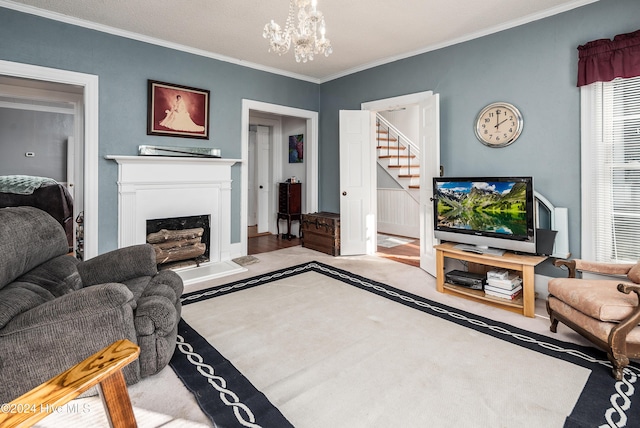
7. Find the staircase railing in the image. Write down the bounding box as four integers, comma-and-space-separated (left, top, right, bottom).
376, 113, 420, 176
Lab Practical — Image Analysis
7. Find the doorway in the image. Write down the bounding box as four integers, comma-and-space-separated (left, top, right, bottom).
0, 76, 82, 256
357, 91, 439, 275
0, 60, 99, 259
366, 103, 421, 266
241, 100, 319, 256
248, 113, 308, 235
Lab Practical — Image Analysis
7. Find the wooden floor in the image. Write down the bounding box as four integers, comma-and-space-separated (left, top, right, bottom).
375, 237, 420, 267
248, 233, 302, 255
248, 231, 420, 268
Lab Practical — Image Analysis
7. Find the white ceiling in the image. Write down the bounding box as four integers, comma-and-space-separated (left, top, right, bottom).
3, 0, 597, 83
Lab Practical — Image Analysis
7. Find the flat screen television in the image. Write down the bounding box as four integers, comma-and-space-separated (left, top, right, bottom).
432, 176, 536, 255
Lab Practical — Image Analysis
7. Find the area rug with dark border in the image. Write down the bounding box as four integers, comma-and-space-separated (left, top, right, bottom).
170, 261, 639, 428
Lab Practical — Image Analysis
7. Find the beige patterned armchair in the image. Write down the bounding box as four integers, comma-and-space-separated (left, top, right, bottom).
547, 259, 640, 380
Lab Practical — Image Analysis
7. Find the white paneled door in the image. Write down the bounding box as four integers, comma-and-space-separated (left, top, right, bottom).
419, 93, 440, 276
255, 126, 270, 234
339, 110, 377, 256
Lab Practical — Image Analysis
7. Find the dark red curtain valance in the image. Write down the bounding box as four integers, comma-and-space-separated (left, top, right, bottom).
577, 29, 640, 87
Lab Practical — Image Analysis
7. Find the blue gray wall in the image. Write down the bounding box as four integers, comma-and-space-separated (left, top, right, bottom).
1, 0, 639, 258
0, 108, 73, 181
0, 7, 319, 253
318, 0, 640, 258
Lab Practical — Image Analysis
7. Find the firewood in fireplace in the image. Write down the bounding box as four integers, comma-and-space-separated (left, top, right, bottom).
152, 237, 203, 250
153, 242, 206, 264
147, 227, 204, 244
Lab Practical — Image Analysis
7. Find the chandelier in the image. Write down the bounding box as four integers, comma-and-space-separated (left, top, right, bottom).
262, 0, 333, 63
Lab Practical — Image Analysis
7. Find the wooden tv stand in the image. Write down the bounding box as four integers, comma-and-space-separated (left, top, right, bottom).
435, 242, 547, 318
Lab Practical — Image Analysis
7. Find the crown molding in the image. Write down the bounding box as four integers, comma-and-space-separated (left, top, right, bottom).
0, 0, 322, 84
1, 0, 599, 85
318, 0, 599, 83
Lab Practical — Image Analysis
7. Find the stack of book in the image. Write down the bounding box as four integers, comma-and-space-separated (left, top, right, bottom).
484, 270, 523, 300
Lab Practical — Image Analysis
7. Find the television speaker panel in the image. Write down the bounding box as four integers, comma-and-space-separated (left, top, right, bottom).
432, 176, 536, 255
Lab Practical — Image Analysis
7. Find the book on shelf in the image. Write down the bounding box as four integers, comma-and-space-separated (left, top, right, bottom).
484, 285, 523, 300
485, 284, 522, 294
486, 269, 509, 280
485, 274, 522, 290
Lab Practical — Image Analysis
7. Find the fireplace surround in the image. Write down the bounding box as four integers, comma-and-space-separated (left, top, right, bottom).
106, 155, 245, 286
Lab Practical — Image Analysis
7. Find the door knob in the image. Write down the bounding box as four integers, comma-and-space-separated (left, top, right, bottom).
259, 185, 263, 189
342, 191, 347, 196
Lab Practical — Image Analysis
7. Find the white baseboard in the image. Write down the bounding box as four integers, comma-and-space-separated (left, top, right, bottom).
535, 274, 552, 300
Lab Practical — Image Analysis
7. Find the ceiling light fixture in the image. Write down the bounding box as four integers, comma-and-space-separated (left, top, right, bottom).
262, 0, 332, 63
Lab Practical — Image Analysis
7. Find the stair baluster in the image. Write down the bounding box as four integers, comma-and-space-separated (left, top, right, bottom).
396, 133, 401, 167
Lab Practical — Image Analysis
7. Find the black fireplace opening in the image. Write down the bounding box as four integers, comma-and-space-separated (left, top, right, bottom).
146, 214, 210, 270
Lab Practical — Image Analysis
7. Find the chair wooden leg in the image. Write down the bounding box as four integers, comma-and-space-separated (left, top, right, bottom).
611, 366, 624, 381
546, 300, 559, 333
98, 370, 137, 428
607, 351, 629, 382
609, 358, 625, 381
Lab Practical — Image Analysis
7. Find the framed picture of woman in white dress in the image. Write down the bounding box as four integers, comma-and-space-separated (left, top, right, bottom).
147, 80, 210, 139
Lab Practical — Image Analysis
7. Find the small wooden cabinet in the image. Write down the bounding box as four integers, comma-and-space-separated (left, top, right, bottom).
277, 182, 302, 239
435, 242, 547, 317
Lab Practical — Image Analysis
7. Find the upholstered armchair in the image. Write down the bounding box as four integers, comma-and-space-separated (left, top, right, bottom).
0, 206, 183, 403
547, 258, 640, 380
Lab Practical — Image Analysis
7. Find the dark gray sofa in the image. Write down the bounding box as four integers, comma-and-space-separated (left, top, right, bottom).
0, 206, 183, 403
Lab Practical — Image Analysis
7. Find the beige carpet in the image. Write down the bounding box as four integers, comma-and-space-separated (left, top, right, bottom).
33, 397, 208, 428
37, 246, 597, 427
182, 268, 589, 427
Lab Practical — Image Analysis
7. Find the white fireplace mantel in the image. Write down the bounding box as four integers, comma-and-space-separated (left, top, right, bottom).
106, 155, 244, 286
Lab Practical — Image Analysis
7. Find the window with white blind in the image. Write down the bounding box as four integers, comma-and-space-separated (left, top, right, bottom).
581, 76, 640, 263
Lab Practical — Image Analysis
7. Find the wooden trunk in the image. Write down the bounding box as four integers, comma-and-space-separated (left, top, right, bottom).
301, 212, 340, 256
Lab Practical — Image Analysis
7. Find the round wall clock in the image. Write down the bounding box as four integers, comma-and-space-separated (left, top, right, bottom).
474, 102, 523, 148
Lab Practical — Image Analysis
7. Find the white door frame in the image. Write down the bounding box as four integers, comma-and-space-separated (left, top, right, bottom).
241, 99, 318, 255
248, 128, 258, 227
0, 60, 99, 259
361, 91, 434, 120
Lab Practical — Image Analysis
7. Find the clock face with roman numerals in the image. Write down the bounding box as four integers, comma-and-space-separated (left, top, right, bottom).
474, 102, 523, 148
